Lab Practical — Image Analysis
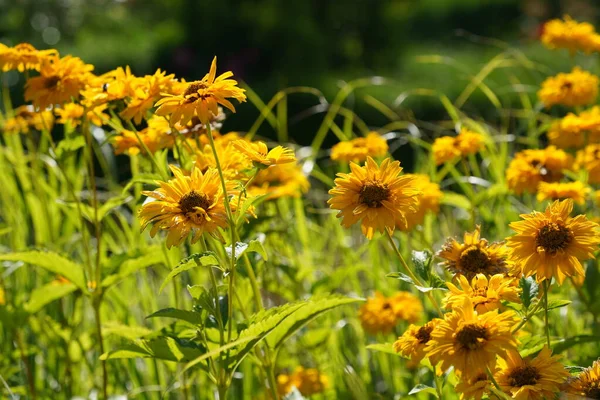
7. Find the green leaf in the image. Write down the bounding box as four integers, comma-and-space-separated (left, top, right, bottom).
546, 299, 571, 311
55, 136, 86, 158
440, 192, 472, 211
146, 308, 203, 326
412, 250, 432, 282
187, 285, 205, 300
101, 337, 204, 362
159, 252, 219, 293
266, 295, 361, 350
102, 322, 153, 340
235, 194, 267, 226
408, 384, 438, 397
24, 281, 78, 313
387, 272, 447, 293
366, 343, 397, 356
553, 335, 600, 354
519, 277, 539, 309
102, 247, 164, 287
0, 251, 86, 291
225, 239, 269, 261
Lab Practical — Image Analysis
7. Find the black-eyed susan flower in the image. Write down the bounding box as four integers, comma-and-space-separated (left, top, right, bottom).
438, 227, 509, 279
358, 291, 422, 335
432, 136, 461, 165
576, 144, 600, 184
0, 42, 57, 72
330, 132, 388, 162
277, 367, 329, 397
398, 174, 443, 231
1, 105, 54, 134
506, 146, 573, 194
541, 16, 600, 55
443, 274, 521, 313
248, 163, 310, 200
536, 181, 590, 205
393, 319, 440, 363
120, 69, 178, 124
155, 56, 246, 125
425, 297, 518, 378
506, 199, 600, 284
548, 107, 600, 149
456, 128, 485, 156
232, 140, 296, 167
566, 359, 600, 398
538, 67, 598, 108
193, 134, 252, 181
494, 346, 568, 400
24, 55, 95, 110
139, 165, 239, 247
455, 371, 492, 400
54, 103, 109, 127
112, 116, 175, 156
328, 157, 419, 239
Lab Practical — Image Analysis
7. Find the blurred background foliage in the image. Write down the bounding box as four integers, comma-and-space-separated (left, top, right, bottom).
1, 0, 600, 145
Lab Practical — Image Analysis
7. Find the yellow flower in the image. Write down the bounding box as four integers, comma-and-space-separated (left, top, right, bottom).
432, 136, 461, 165
0, 43, 57, 72
506, 199, 600, 284
566, 359, 600, 398
0, 286, 5, 305
248, 163, 310, 200
548, 107, 600, 149
1, 105, 54, 134
541, 15, 600, 54
576, 144, 600, 184
81, 66, 139, 108
594, 191, 600, 206
506, 146, 573, 194
330, 132, 388, 162
54, 103, 109, 127
444, 274, 521, 313
112, 123, 174, 156
536, 181, 590, 205
393, 319, 440, 363
328, 157, 419, 239
277, 367, 328, 397
538, 67, 598, 108
495, 346, 569, 400
438, 226, 509, 279
120, 69, 178, 124
155, 56, 246, 125
139, 165, 239, 247
358, 291, 422, 335
193, 133, 253, 180
398, 174, 443, 231
425, 297, 518, 378
231, 140, 296, 166
24, 55, 95, 109
455, 371, 492, 400
456, 128, 485, 156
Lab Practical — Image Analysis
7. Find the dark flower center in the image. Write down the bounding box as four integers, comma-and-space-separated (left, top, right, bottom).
561, 81, 573, 91
459, 246, 490, 275
184, 82, 209, 98
415, 325, 434, 344
536, 222, 573, 254
455, 324, 488, 350
473, 373, 488, 383
382, 302, 392, 310
508, 365, 541, 387
179, 190, 211, 214
584, 382, 600, 399
359, 184, 390, 208
45, 76, 61, 89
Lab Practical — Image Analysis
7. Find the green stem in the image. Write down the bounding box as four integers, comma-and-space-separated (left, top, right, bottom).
511, 298, 544, 334
485, 367, 510, 400
93, 297, 108, 400
385, 229, 443, 316
543, 280, 551, 348
433, 373, 443, 399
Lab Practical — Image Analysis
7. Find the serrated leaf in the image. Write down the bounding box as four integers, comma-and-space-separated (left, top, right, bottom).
366, 343, 397, 356
146, 308, 203, 326
159, 252, 219, 293
101, 337, 204, 362
102, 247, 164, 287
0, 251, 86, 291
519, 277, 539, 309
24, 281, 78, 313
266, 295, 361, 350
408, 384, 438, 396
412, 250, 432, 282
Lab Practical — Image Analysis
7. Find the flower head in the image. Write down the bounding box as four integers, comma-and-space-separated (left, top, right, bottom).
330, 132, 388, 162
54, 103, 109, 127
248, 163, 310, 200
112, 117, 175, 156
358, 291, 423, 335
541, 16, 600, 54
425, 297, 518, 378
576, 144, 600, 184
538, 67, 598, 108
120, 69, 178, 124
277, 367, 328, 397
1, 105, 54, 134
393, 319, 440, 363
456, 128, 485, 156
432, 136, 461, 165
444, 274, 521, 313
506, 199, 600, 284
155, 56, 246, 125
455, 371, 492, 400
328, 157, 420, 239
139, 165, 240, 247
548, 107, 600, 149
398, 174, 443, 231
495, 346, 568, 400
536, 181, 590, 205
232, 140, 296, 167
0, 43, 57, 72
438, 227, 509, 279
566, 359, 600, 398
506, 146, 573, 194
